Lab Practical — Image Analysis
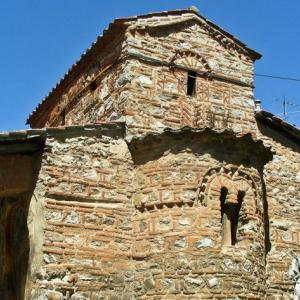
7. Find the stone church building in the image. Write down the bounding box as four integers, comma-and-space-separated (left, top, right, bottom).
1, 7, 299, 300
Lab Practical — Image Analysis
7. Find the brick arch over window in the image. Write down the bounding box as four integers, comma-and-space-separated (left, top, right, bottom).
195, 165, 263, 247
171, 50, 212, 73
196, 165, 260, 209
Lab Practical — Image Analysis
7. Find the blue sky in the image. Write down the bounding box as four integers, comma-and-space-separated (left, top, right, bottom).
0, 0, 300, 130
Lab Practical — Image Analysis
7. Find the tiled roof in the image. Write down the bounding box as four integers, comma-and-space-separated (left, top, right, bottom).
27, 7, 261, 126
0, 122, 125, 144
255, 110, 300, 142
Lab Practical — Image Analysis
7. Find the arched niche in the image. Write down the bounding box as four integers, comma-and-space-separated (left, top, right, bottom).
196, 165, 263, 247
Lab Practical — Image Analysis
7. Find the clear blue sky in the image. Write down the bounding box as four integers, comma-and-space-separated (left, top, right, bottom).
1, 0, 300, 131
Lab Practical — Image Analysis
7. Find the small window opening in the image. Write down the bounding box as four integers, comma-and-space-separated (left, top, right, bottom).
220, 187, 228, 223
231, 191, 244, 245
61, 108, 66, 126
89, 81, 97, 92
220, 188, 244, 246
220, 187, 231, 246
187, 70, 197, 96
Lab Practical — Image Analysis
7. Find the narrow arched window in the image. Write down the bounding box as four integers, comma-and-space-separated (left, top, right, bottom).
220, 188, 244, 246
220, 187, 231, 245
187, 70, 197, 96
231, 191, 244, 245
61, 108, 66, 126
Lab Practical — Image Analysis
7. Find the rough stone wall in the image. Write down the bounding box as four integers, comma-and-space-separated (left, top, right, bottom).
257, 124, 300, 299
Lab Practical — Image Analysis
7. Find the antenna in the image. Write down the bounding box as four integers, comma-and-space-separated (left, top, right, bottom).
275, 96, 300, 122
283, 96, 287, 120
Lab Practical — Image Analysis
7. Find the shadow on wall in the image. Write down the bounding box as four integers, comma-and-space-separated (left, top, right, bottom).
261, 173, 271, 254
0, 149, 43, 300
128, 129, 273, 168
0, 195, 31, 300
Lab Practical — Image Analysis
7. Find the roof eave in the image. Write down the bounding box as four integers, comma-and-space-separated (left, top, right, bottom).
255, 110, 300, 142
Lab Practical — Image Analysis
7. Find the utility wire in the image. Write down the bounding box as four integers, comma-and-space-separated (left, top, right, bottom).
254, 73, 300, 82
280, 110, 300, 115
286, 101, 300, 108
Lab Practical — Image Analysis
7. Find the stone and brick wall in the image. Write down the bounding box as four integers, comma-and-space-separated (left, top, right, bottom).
27, 128, 135, 299
122, 14, 256, 135
257, 123, 300, 299
22, 127, 276, 299
130, 131, 269, 299
9, 8, 299, 300
29, 29, 126, 128
29, 11, 257, 139
123, 58, 256, 136
3, 123, 297, 300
